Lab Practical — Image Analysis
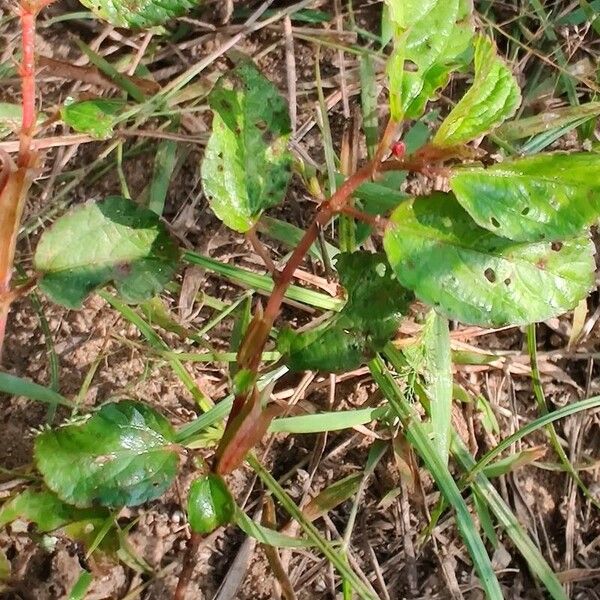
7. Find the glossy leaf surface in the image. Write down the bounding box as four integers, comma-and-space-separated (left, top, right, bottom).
383, 193, 595, 326
433, 36, 520, 147
34, 401, 179, 508
386, 0, 473, 119
451, 153, 600, 242
187, 474, 235, 534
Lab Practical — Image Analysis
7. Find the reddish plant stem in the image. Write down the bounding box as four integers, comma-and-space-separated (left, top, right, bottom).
19, 7, 36, 163
340, 205, 388, 229
173, 531, 203, 600
0, 0, 53, 359
257, 155, 427, 340
215, 142, 463, 470
371, 118, 399, 175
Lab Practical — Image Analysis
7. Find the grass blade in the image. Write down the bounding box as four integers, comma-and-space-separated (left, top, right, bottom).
359, 53, 379, 158
175, 366, 288, 444
468, 395, 600, 477
99, 291, 213, 411
526, 323, 600, 510
370, 355, 504, 600
147, 137, 178, 216
67, 570, 93, 600
248, 454, 379, 600
497, 101, 600, 140
0, 373, 71, 407
72, 37, 145, 103
233, 507, 315, 548
270, 406, 388, 434
422, 310, 452, 464
183, 251, 343, 312
453, 438, 568, 600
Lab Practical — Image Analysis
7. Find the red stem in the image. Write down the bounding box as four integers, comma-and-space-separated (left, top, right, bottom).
215, 136, 464, 472
260, 156, 426, 331
18, 4, 37, 165
173, 532, 203, 600
233, 151, 436, 374
0, 0, 54, 359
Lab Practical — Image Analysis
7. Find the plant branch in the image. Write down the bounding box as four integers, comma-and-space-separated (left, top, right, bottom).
173, 531, 203, 600
215, 140, 464, 472
238, 148, 436, 364
0, 0, 54, 359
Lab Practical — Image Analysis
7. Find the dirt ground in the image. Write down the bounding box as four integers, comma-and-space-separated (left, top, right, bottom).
1, 0, 600, 599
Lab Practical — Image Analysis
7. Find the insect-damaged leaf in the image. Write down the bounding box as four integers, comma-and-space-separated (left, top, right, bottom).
278, 252, 413, 372
78, 0, 200, 28
383, 193, 595, 327
201, 61, 292, 233
61, 97, 125, 139
433, 36, 521, 147
450, 152, 600, 242
34, 196, 179, 308
34, 401, 179, 508
386, 0, 473, 120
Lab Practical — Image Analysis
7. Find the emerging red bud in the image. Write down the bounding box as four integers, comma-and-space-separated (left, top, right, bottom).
391, 141, 406, 159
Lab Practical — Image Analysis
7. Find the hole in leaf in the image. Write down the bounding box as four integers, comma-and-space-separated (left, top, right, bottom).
551, 241, 563, 252
484, 268, 496, 283
490, 217, 500, 228
504, 278, 511, 286
521, 206, 530, 216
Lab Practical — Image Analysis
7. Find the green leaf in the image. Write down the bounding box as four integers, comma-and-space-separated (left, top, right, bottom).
450, 153, 600, 242
78, 0, 200, 28
0, 489, 108, 532
67, 571, 93, 600
34, 196, 180, 308
278, 252, 412, 372
433, 36, 521, 147
187, 474, 235, 535
201, 61, 292, 233
383, 193, 595, 327
233, 507, 315, 548
386, 0, 473, 119
34, 401, 179, 508
61, 97, 125, 139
